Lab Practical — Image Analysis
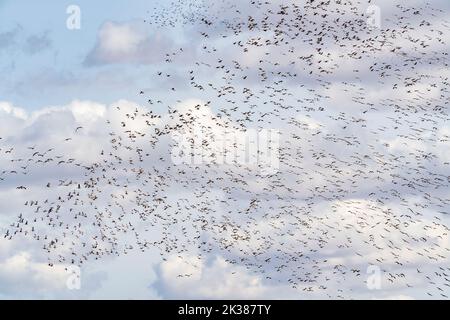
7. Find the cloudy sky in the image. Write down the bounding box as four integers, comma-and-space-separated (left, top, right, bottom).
0, 0, 296, 300
1, 0, 450, 299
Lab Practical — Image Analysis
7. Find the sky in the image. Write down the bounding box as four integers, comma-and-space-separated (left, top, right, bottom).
0, 0, 180, 110
1, 0, 450, 300
0, 0, 306, 300
2, 0, 208, 300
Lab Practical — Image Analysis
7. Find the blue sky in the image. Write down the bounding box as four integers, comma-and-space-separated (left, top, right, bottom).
0, 0, 173, 109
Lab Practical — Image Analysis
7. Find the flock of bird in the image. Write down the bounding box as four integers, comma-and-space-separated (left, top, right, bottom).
1, 0, 450, 298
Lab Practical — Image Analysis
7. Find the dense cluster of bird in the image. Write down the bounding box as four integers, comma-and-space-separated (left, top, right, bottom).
2, 0, 450, 298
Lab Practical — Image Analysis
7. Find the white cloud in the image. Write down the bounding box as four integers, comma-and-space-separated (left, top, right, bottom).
0, 252, 69, 296
85, 21, 176, 65
155, 254, 300, 299
1, 90, 449, 299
